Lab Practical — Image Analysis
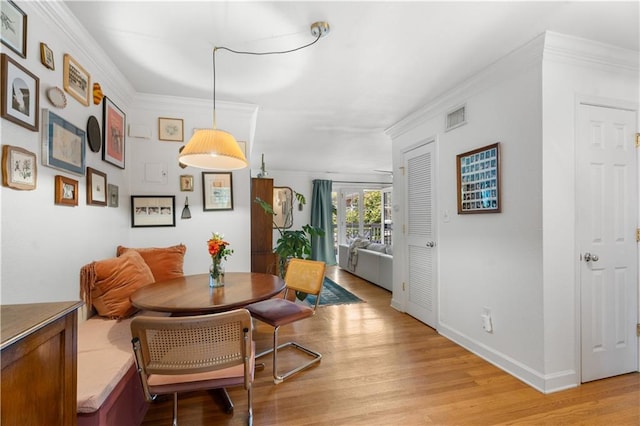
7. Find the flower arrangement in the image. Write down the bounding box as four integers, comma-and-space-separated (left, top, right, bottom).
208, 232, 233, 262
208, 232, 232, 287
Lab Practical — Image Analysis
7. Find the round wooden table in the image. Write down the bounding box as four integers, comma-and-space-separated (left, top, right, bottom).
130, 272, 285, 315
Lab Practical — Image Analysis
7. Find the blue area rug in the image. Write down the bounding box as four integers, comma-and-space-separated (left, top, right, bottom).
305, 277, 364, 306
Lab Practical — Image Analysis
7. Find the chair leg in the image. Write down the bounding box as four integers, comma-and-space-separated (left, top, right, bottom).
254, 325, 322, 384
172, 392, 178, 426
247, 386, 253, 426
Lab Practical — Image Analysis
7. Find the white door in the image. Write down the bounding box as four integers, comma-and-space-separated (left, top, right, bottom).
578, 103, 638, 382
404, 141, 437, 328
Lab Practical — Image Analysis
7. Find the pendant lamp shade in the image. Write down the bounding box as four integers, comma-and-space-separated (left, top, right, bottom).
179, 129, 248, 170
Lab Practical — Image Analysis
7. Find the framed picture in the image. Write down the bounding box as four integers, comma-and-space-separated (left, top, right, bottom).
40, 42, 54, 70
273, 186, 294, 229
41, 109, 86, 176
107, 183, 119, 207
0, 1, 27, 58
1, 54, 39, 131
2, 145, 36, 190
54, 175, 78, 206
86, 167, 107, 206
158, 117, 183, 141
456, 142, 501, 214
131, 195, 176, 228
180, 174, 194, 191
63, 54, 90, 106
102, 96, 126, 169
202, 172, 233, 211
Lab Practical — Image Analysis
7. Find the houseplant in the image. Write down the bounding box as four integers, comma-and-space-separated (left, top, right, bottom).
254, 193, 324, 280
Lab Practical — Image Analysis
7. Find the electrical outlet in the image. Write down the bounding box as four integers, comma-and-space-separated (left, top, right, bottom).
481, 307, 493, 333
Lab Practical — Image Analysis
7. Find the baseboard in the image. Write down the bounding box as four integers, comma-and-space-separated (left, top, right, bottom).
438, 323, 578, 394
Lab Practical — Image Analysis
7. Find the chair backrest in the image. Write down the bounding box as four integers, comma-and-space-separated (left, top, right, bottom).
131, 309, 252, 380
284, 258, 326, 297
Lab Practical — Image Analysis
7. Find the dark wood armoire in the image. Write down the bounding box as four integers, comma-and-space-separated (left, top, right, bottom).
251, 178, 276, 273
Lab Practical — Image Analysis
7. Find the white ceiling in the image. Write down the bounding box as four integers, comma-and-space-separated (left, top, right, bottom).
64, 1, 639, 175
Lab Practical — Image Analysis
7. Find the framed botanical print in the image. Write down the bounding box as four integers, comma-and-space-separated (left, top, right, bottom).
2, 145, 36, 190
54, 175, 78, 206
456, 142, 501, 214
102, 96, 126, 169
202, 172, 233, 211
0, 54, 39, 131
63, 54, 90, 106
0, 1, 27, 58
86, 167, 107, 206
131, 195, 176, 227
41, 109, 86, 176
158, 117, 183, 141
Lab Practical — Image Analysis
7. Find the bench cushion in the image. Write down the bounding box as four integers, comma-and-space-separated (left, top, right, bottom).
77, 311, 169, 413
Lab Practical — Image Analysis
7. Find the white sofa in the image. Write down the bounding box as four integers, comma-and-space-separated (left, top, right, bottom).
338, 241, 392, 292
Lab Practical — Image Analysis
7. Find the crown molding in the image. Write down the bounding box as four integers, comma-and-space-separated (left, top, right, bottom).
543, 31, 639, 73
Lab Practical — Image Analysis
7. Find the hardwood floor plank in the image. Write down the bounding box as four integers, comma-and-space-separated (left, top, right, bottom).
141, 265, 640, 425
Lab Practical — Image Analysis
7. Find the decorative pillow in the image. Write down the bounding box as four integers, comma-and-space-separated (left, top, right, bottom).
366, 242, 388, 253
116, 244, 186, 282
91, 250, 155, 319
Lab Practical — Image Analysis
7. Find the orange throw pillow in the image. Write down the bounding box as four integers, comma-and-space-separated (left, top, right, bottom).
116, 244, 186, 283
91, 250, 155, 319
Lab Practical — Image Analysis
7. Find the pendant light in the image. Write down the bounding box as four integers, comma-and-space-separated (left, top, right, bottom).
178, 22, 330, 170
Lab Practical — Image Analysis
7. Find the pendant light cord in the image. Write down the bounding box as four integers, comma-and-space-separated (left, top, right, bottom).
211, 31, 323, 129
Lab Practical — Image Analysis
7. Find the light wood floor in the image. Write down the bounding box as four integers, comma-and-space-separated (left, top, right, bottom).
141, 266, 640, 425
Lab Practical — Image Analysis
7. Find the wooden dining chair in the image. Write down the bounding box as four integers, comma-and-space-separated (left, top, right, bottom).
246, 258, 326, 384
130, 309, 254, 425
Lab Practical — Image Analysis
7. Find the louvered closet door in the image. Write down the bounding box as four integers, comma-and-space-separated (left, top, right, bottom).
404, 141, 437, 328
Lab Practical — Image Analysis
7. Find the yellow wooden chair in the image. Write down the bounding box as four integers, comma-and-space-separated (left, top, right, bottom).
130, 309, 254, 425
246, 258, 326, 384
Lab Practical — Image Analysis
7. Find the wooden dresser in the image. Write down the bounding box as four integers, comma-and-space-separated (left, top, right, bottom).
1, 301, 83, 426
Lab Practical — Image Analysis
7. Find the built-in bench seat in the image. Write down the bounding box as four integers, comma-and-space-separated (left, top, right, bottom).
77, 244, 186, 426
77, 311, 170, 426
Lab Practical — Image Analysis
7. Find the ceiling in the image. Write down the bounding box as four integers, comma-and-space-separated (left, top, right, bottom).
64, 1, 639, 175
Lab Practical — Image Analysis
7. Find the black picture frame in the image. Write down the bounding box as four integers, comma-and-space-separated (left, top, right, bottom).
102, 96, 126, 169
202, 172, 233, 211
456, 142, 501, 214
131, 195, 176, 227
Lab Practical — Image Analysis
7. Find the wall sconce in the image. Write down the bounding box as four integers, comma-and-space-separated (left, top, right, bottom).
181, 196, 192, 219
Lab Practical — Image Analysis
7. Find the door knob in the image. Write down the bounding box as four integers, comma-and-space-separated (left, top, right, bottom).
426, 241, 435, 248
584, 252, 599, 262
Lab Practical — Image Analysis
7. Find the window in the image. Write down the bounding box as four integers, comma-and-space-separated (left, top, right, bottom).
335, 187, 392, 251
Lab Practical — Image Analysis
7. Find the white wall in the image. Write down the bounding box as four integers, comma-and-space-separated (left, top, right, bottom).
389, 31, 639, 393
1, 2, 134, 304
0, 3, 257, 305
390, 33, 546, 388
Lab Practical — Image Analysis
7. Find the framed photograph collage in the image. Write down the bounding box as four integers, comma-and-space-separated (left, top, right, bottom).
456, 142, 501, 214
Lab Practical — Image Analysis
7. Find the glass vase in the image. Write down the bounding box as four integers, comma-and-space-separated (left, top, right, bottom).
209, 259, 225, 288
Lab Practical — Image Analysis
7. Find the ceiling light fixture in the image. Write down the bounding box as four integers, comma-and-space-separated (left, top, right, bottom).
179, 21, 330, 170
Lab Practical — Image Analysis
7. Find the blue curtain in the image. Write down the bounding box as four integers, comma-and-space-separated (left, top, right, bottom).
310, 179, 336, 265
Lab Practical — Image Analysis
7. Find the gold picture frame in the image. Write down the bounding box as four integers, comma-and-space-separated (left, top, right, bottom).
180, 174, 194, 191
54, 175, 78, 206
40, 42, 54, 70
63, 54, 90, 106
2, 145, 36, 190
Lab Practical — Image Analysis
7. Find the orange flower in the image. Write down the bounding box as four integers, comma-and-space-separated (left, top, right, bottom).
208, 232, 233, 261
